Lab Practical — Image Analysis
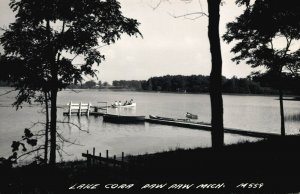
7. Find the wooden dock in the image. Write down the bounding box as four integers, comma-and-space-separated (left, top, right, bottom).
62, 102, 279, 139
145, 118, 280, 138
63, 101, 91, 116
63, 101, 109, 116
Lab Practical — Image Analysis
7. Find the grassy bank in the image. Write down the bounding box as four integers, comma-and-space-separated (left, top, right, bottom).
1, 136, 300, 193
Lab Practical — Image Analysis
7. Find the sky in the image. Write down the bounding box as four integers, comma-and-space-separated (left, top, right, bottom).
0, 0, 257, 83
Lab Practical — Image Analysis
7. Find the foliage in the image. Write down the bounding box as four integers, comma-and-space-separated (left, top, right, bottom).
83, 80, 96, 89
223, 0, 300, 73
250, 71, 300, 94
0, 128, 39, 168
223, 0, 300, 136
0, 0, 141, 164
113, 80, 145, 90
140, 74, 276, 94
0, 0, 141, 107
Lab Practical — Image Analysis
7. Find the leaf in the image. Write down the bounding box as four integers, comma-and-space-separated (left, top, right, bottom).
11, 141, 20, 152
27, 139, 37, 146
24, 128, 33, 138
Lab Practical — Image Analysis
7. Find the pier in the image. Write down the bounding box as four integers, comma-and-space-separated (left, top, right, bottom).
63, 102, 280, 139
63, 101, 91, 116
63, 101, 108, 116
145, 117, 280, 138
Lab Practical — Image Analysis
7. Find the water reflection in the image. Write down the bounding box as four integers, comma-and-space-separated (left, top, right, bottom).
285, 113, 300, 122
109, 106, 137, 116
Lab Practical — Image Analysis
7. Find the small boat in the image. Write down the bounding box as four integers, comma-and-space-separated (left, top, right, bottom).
149, 115, 209, 125
149, 115, 176, 121
186, 112, 198, 119
103, 114, 145, 123
111, 103, 136, 108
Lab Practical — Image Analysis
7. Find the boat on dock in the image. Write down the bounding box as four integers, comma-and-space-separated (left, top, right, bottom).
147, 115, 280, 138
186, 112, 198, 119
149, 115, 176, 121
103, 114, 145, 123
149, 115, 209, 125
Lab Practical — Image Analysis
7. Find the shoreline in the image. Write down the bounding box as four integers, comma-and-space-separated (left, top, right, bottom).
62, 88, 298, 98
2, 136, 300, 193
1, 86, 299, 98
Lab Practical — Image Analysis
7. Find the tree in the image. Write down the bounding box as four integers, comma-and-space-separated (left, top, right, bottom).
0, 54, 51, 163
102, 81, 110, 87
223, 0, 300, 136
207, 0, 224, 148
84, 80, 96, 89
98, 81, 102, 88
1, 0, 141, 164
152, 0, 224, 148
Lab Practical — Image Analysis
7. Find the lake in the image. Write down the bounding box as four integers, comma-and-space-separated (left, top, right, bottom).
0, 88, 299, 162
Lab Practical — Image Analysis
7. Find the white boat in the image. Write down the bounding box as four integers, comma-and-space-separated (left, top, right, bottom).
111, 102, 136, 108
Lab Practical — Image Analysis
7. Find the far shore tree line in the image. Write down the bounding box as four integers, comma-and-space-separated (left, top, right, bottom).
2, 74, 299, 95
51, 74, 299, 95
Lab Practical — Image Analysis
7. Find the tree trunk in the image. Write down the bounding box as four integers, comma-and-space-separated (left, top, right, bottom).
276, 67, 285, 136
49, 88, 58, 165
279, 88, 285, 136
44, 92, 49, 164
46, 17, 59, 165
207, 0, 224, 149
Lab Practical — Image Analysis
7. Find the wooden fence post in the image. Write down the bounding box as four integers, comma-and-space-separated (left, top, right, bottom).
106, 102, 108, 114
87, 103, 91, 116
99, 152, 101, 167
106, 150, 109, 159
92, 147, 95, 165
69, 101, 72, 116
113, 155, 116, 167
86, 150, 91, 168
79, 102, 82, 116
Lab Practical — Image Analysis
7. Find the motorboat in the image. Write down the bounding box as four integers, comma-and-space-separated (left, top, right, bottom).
111, 102, 136, 108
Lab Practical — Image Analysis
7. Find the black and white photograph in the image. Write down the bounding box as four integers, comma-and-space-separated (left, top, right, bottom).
0, 0, 300, 193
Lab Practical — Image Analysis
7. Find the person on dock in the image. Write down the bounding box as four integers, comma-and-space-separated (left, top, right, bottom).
118, 101, 122, 106
123, 100, 128, 106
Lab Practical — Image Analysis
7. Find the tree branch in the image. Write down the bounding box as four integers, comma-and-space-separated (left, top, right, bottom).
17, 146, 44, 160
56, 131, 84, 146
70, 44, 107, 62
148, 0, 170, 10
168, 11, 208, 19
0, 26, 8, 32
57, 120, 89, 133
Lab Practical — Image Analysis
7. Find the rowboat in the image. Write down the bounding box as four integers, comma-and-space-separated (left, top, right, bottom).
149, 115, 209, 125
149, 115, 176, 121
103, 114, 145, 123
186, 112, 198, 119
111, 103, 136, 108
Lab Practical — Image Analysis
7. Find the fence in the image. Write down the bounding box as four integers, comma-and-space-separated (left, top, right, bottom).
82, 148, 126, 168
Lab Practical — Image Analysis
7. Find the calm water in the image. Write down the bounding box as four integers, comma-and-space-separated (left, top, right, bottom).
0, 88, 299, 162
